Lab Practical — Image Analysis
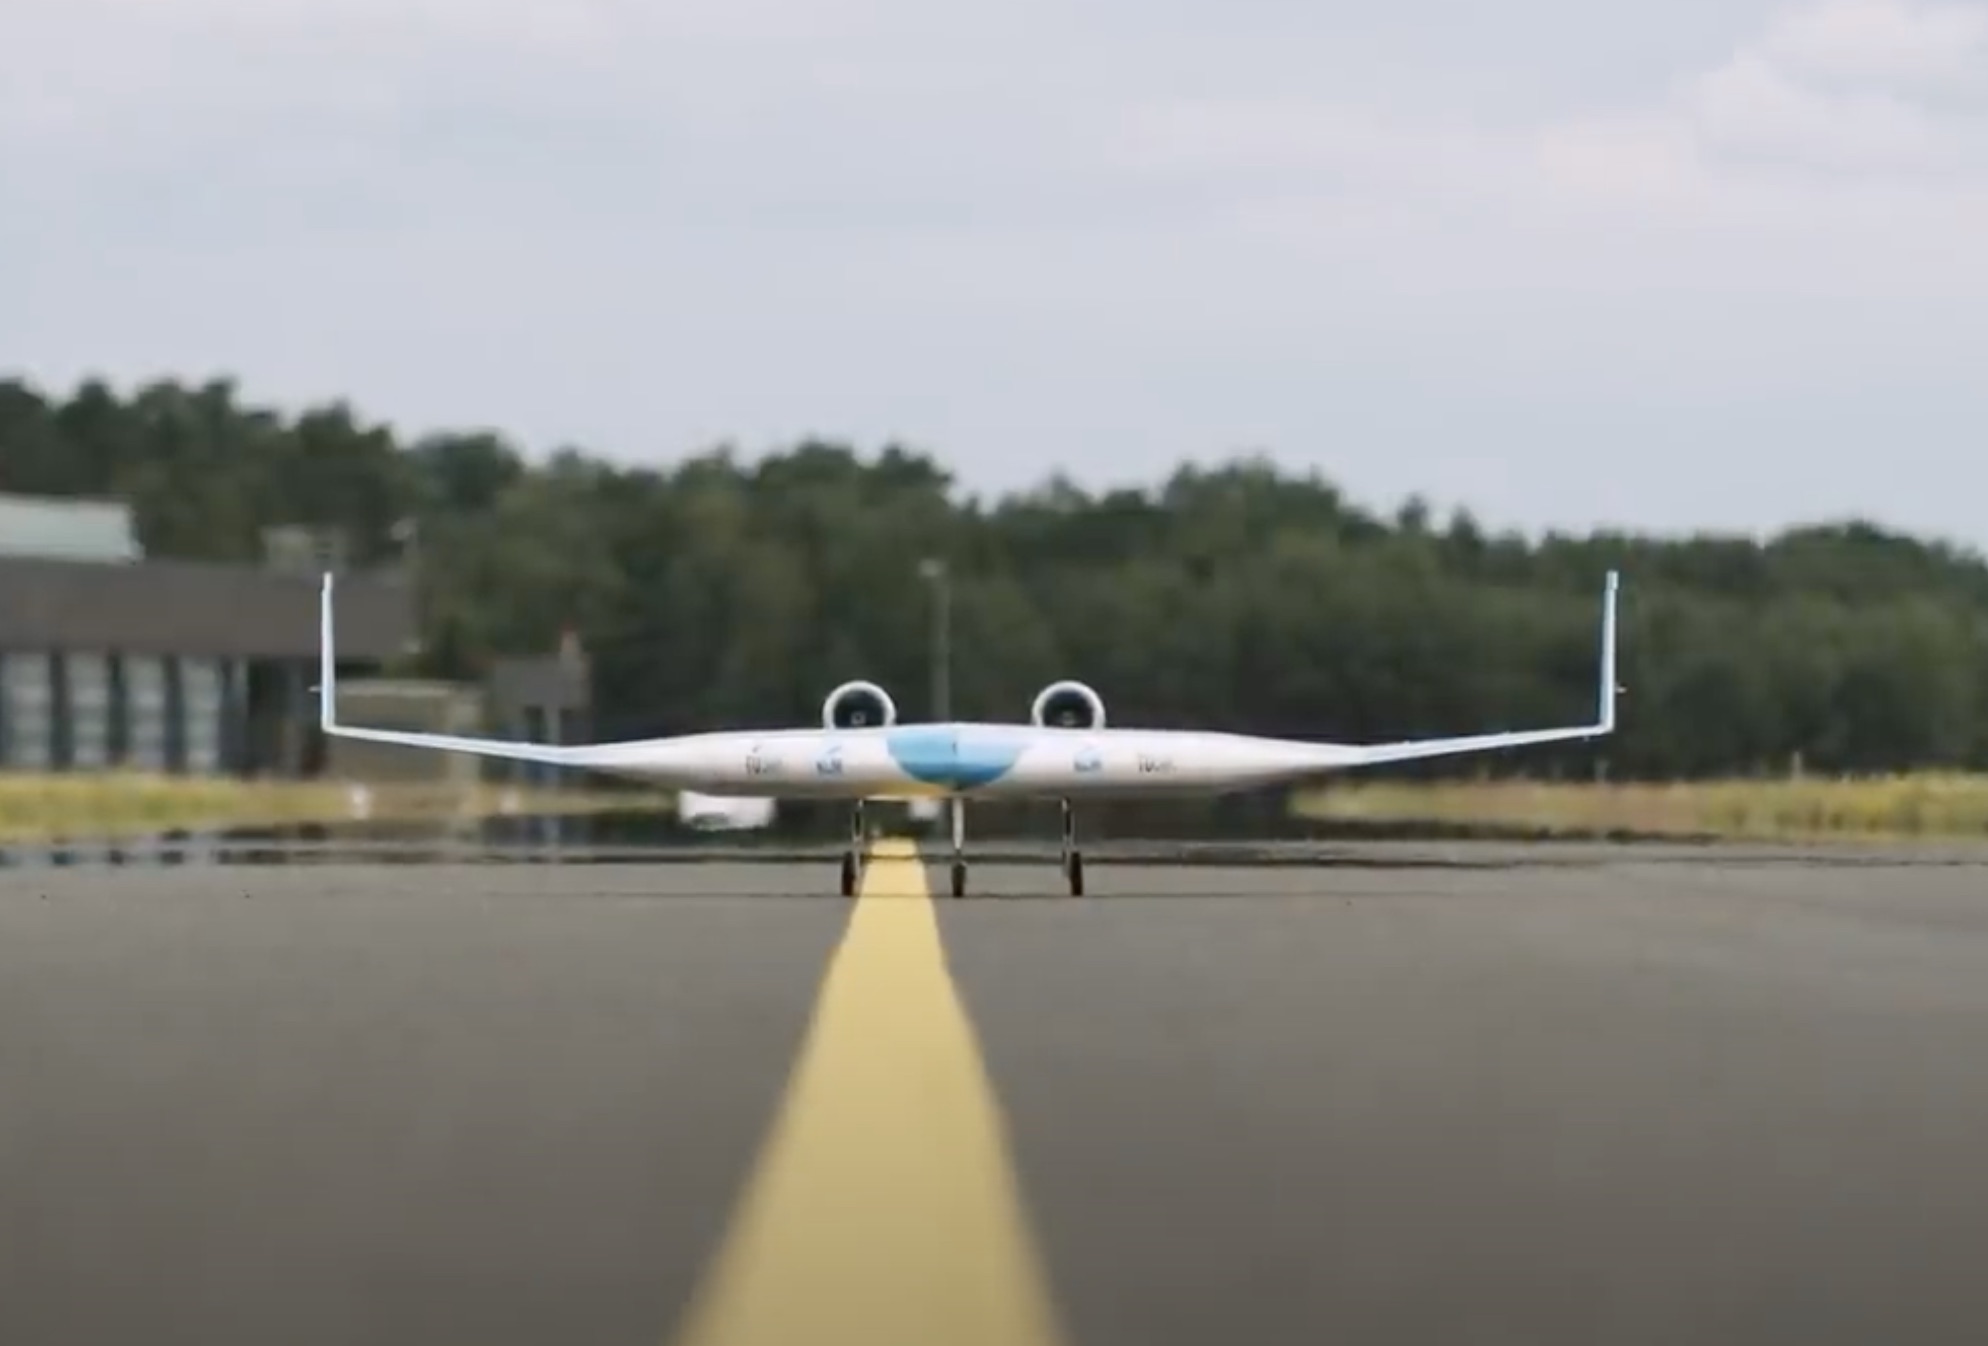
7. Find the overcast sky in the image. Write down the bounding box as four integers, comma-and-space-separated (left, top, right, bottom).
5, 0, 1986, 543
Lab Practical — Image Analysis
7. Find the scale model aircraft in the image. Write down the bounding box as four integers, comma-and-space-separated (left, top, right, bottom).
319, 569, 1620, 897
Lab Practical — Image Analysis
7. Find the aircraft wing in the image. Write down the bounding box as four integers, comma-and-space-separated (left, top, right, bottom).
316, 573, 636, 769
1326, 569, 1620, 770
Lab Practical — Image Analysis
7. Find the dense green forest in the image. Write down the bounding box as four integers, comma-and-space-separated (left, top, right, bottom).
5, 374, 1986, 781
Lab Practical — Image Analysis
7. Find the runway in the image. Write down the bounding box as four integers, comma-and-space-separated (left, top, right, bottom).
5, 840, 1988, 1344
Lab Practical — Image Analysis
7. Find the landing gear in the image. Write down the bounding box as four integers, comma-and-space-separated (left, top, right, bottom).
840, 801, 866, 897
874, 795, 1086, 898
949, 796, 968, 898
1060, 798, 1084, 897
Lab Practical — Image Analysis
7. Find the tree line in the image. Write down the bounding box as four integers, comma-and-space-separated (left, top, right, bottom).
5, 373, 1986, 781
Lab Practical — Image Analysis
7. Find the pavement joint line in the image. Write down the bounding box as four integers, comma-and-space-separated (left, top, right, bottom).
667, 835, 1068, 1346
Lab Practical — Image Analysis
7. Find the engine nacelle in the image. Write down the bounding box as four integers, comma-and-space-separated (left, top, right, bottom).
822, 679, 898, 730
1030, 679, 1106, 730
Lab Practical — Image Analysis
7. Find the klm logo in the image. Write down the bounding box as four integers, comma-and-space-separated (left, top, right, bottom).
1073, 746, 1103, 774
816, 744, 845, 777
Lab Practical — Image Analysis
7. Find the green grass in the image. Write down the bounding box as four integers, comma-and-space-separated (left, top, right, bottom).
0, 771, 668, 844
25, 768, 1987, 848
1290, 772, 1988, 841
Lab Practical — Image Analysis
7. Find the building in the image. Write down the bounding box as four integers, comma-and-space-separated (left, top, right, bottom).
0, 493, 415, 776
312, 624, 595, 790
0, 493, 142, 562
481, 631, 593, 788
318, 678, 488, 787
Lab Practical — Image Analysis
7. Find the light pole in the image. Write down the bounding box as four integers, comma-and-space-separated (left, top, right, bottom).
918, 556, 951, 723
388, 516, 423, 668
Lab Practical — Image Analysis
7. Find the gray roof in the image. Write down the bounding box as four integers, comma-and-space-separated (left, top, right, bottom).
0, 556, 414, 659
0, 493, 140, 562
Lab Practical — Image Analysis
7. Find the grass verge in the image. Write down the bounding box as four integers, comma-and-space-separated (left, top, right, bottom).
0, 772, 669, 845
1290, 773, 1988, 842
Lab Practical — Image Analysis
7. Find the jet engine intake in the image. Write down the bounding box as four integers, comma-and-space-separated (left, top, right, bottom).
1031, 679, 1106, 730
822, 679, 898, 729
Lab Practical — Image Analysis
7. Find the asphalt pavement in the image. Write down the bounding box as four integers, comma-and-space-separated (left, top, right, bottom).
5, 840, 1988, 1345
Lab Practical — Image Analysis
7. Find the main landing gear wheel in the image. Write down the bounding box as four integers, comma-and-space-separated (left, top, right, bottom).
951, 860, 968, 898
840, 800, 865, 897
1060, 796, 1084, 897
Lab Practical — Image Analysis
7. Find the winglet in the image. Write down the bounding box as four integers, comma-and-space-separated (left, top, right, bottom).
319, 571, 336, 732
1598, 568, 1620, 733
305, 569, 605, 769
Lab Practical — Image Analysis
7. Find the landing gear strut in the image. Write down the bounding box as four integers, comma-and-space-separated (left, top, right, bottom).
949, 796, 968, 898
894, 796, 1085, 899
1061, 797, 1084, 897
840, 801, 865, 897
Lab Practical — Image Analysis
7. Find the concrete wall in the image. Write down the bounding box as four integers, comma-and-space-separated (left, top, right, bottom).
320, 680, 485, 786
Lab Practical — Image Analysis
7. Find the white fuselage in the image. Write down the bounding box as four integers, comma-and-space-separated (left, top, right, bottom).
567, 722, 1356, 799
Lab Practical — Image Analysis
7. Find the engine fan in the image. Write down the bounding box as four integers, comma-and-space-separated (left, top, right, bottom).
821, 680, 898, 729
1030, 679, 1105, 729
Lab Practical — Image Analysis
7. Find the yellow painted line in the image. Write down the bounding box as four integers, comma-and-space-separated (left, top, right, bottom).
668, 837, 1068, 1346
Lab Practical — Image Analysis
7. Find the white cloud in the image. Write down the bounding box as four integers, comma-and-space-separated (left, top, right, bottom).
1685, 51, 1964, 170
5, 0, 1988, 542
0, 0, 908, 154
11, 0, 1985, 306
1106, 0, 1988, 298
1758, 0, 1988, 85
1681, 0, 1988, 173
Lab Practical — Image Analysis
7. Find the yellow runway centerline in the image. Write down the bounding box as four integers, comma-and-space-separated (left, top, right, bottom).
668, 837, 1069, 1346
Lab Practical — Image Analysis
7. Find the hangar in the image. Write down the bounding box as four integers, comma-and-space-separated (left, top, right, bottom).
0, 492, 414, 776
0, 491, 598, 784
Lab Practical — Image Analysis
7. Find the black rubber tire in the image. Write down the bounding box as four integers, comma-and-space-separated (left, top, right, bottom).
950, 860, 967, 898
840, 852, 858, 897
1068, 851, 1084, 897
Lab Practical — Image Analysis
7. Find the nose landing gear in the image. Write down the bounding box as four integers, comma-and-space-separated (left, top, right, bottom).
840, 801, 865, 897
840, 796, 1087, 898
949, 796, 967, 897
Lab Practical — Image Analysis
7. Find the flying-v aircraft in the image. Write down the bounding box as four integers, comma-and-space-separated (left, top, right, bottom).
318, 569, 1620, 897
